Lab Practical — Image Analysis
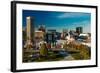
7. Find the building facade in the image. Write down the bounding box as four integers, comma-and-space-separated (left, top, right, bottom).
24, 16, 34, 49
26, 16, 34, 40
76, 27, 83, 35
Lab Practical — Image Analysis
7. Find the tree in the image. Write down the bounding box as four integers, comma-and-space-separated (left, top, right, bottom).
39, 42, 48, 57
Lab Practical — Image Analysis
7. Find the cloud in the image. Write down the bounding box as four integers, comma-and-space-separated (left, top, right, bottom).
72, 20, 90, 25
58, 12, 90, 19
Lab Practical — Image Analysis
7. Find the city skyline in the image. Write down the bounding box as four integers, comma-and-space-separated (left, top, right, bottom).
23, 10, 91, 33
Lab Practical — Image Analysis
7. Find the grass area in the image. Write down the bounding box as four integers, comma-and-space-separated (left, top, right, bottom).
23, 51, 64, 62
71, 52, 84, 60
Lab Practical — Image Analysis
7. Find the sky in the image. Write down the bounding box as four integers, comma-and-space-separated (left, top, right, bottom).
22, 10, 91, 33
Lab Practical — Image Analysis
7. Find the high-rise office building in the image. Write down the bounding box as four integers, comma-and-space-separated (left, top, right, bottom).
24, 16, 34, 49
26, 16, 34, 40
76, 27, 83, 34
45, 29, 57, 46
23, 16, 34, 62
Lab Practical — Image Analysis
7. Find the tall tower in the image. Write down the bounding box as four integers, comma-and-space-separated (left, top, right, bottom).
23, 16, 34, 62
24, 16, 34, 49
26, 16, 33, 40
